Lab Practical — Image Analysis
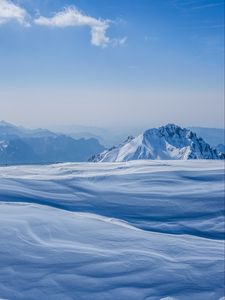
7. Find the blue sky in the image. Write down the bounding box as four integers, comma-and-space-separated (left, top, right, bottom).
0, 0, 224, 129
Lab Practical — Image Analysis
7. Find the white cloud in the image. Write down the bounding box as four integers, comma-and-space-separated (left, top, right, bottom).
34, 6, 125, 47
0, 0, 29, 26
0, 3, 126, 47
90, 23, 109, 47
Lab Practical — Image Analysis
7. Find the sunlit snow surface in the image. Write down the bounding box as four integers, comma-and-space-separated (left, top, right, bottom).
0, 160, 224, 300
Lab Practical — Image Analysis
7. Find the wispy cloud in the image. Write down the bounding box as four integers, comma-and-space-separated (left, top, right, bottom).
0, 0, 29, 26
171, 0, 224, 11
111, 36, 127, 46
34, 6, 126, 47
144, 35, 158, 42
191, 2, 224, 10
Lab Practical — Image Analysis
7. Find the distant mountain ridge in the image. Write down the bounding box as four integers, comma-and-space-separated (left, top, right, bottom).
188, 126, 225, 148
51, 124, 225, 149
90, 124, 225, 162
0, 121, 104, 165
0, 120, 57, 139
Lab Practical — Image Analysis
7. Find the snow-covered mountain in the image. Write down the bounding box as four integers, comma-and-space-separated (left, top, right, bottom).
90, 124, 224, 162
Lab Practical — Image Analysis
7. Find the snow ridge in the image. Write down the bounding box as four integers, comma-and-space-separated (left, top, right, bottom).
90, 124, 224, 162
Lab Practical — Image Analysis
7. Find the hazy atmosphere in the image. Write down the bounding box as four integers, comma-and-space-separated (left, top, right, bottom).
0, 0, 224, 129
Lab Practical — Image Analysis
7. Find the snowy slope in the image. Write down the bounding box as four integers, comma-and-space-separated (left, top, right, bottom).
0, 202, 224, 300
90, 124, 224, 162
0, 160, 224, 299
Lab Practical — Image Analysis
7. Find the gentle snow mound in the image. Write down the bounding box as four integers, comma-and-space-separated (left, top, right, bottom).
0, 160, 224, 299
0, 202, 224, 300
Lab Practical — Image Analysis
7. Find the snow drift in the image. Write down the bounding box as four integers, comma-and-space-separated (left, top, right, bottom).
0, 160, 224, 299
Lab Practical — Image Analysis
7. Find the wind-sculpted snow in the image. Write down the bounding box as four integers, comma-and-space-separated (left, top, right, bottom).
0, 160, 224, 299
0, 160, 224, 239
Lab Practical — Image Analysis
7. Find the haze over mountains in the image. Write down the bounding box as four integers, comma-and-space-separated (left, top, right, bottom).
52, 124, 225, 149
51, 124, 133, 148
0, 121, 104, 165
0, 121, 224, 165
